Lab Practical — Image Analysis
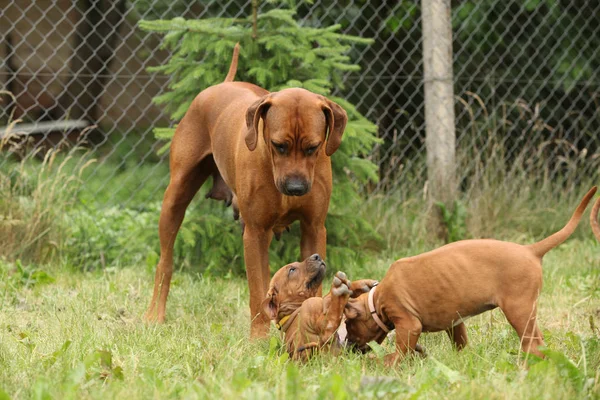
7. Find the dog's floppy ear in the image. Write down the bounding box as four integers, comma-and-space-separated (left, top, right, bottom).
261, 288, 279, 320
322, 99, 348, 156
245, 95, 272, 151
344, 299, 361, 320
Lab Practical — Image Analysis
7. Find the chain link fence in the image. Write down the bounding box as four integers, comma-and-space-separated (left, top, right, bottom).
1, 1, 599, 226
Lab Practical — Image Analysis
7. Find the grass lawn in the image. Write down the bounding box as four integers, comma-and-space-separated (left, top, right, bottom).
1, 238, 599, 399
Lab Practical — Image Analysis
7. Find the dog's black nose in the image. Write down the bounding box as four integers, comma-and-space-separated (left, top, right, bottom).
310, 254, 322, 262
284, 177, 309, 196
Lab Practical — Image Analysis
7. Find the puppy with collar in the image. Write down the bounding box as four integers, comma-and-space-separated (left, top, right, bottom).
262, 254, 377, 360
343, 187, 597, 365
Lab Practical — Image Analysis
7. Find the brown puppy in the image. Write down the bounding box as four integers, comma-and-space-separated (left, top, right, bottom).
344, 187, 597, 365
263, 254, 377, 360
591, 196, 600, 241
144, 44, 348, 337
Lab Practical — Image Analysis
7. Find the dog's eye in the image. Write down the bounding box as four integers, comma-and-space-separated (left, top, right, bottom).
288, 267, 296, 276
305, 145, 319, 156
271, 141, 287, 154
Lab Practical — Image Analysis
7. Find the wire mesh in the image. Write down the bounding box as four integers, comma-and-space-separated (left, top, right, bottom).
1, 0, 598, 246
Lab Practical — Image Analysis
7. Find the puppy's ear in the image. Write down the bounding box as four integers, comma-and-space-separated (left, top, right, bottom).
344, 300, 361, 320
322, 99, 348, 156
261, 288, 279, 320
245, 95, 272, 151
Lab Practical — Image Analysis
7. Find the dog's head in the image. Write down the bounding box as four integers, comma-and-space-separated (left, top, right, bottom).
262, 253, 326, 320
344, 294, 389, 352
245, 88, 347, 197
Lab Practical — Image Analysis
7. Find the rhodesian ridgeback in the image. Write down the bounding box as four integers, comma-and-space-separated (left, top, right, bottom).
592, 196, 600, 241
144, 44, 348, 337
343, 187, 597, 365
262, 254, 377, 360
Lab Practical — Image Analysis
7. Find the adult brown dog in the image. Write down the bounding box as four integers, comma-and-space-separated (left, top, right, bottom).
262, 254, 377, 360
343, 187, 597, 365
591, 196, 600, 241
144, 44, 348, 338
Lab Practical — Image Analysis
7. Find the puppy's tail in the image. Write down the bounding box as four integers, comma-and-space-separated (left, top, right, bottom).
224, 43, 240, 82
591, 196, 600, 242
527, 186, 597, 258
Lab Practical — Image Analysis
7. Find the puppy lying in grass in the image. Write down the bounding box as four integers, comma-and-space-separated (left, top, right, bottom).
342, 187, 596, 366
262, 254, 376, 361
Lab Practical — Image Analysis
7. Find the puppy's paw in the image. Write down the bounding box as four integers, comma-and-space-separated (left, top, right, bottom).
332, 284, 350, 297
335, 271, 350, 285
332, 272, 351, 297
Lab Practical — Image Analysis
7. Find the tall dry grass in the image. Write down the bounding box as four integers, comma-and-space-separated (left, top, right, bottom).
361, 95, 600, 252
0, 95, 94, 264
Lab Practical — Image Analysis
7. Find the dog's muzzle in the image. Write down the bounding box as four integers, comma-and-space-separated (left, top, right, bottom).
281, 177, 310, 196
306, 254, 326, 288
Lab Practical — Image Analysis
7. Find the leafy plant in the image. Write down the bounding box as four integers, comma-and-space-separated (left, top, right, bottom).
527, 348, 592, 393
436, 200, 468, 243
64, 205, 160, 271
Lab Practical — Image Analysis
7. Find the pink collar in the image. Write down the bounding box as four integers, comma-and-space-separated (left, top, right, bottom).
368, 284, 390, 333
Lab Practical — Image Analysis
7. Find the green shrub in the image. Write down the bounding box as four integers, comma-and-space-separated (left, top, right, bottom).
64, 205, 159, 271
64, 194, 374, 275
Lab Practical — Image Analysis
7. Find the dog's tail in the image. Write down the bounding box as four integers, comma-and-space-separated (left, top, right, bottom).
591, 196, 600, 242
527, 186, 597, 258
224, 43, 240, 82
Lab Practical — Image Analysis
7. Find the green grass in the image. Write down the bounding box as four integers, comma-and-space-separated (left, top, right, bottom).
1, 237, 598, 399
1, 97, 599, 398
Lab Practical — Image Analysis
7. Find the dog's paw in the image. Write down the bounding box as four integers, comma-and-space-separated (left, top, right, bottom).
332, 272, 351, 297
414, 344, 427, 358
332, 284, 350, 297
349, 279, 379, 297
334, 271, 351, 286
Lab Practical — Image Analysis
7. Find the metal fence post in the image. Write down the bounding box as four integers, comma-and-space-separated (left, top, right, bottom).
421, 0, 456, 230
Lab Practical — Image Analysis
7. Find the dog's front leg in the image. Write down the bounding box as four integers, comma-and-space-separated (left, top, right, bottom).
385, 314, 423, 367
243, 225, 273, 338
300, 221, 326, 296
300, 221, 326, 259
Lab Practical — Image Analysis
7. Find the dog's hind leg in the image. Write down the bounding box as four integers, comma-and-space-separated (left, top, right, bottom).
145, 157, 215, 322
446, 322, 468, 350
502, 300, 545, 358
145, 114, 214, 323
320, 272, 351, 341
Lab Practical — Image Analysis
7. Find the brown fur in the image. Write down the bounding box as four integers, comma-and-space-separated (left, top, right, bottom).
591, 196, 600, 242
263, 254, 377, 360
344, 187, 597, 365
144, 44, 348, 338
